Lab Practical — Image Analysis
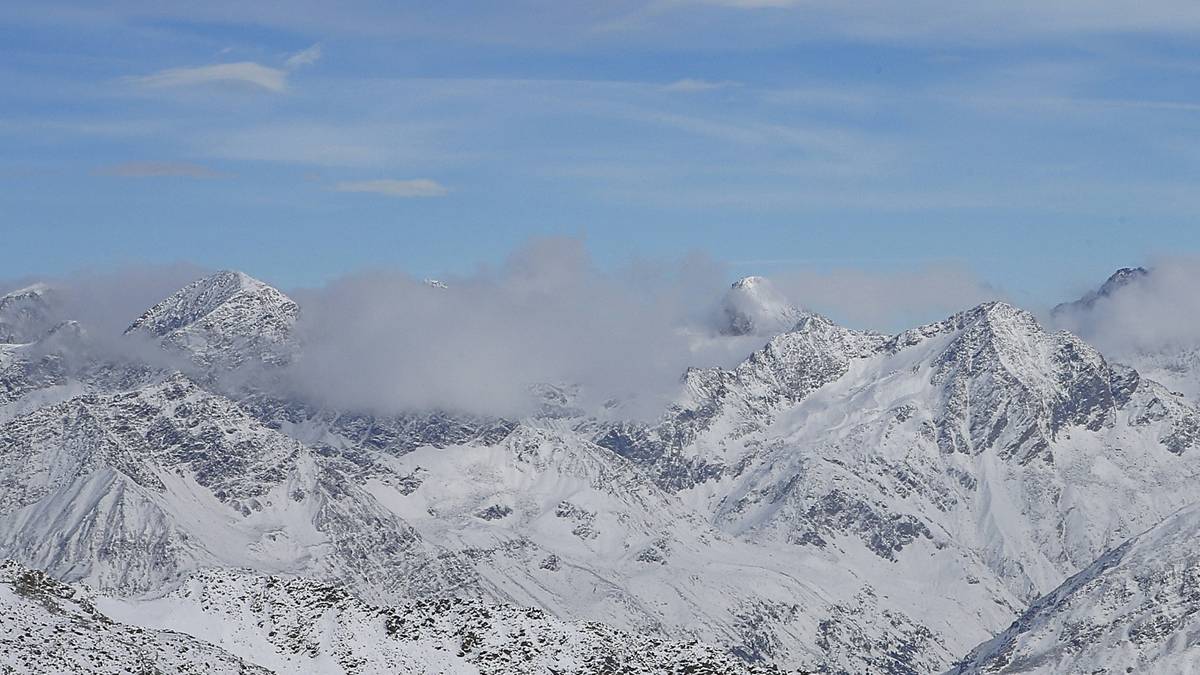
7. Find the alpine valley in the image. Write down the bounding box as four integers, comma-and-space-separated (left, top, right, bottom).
2, 268, 1199, 674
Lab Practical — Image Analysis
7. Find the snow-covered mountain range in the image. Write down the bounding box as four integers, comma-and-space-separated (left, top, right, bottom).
3, 269, 1200, 673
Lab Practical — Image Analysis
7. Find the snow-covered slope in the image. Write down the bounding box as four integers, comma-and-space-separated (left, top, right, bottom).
125, 270, 298, 370
598, 311, 888, 489
598, 300, 1200, 668
0, 560, 266, 674
950, 501, 1200, 673
98, 567, 782, 674
0, 362, 925, 670
2, 557, 778, 674
0, 374, 469, 599
360, 418, 968, 672
715, 302, 1199, 589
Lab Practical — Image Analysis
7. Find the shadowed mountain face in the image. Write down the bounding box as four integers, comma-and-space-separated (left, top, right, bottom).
3, 269, 1200, 673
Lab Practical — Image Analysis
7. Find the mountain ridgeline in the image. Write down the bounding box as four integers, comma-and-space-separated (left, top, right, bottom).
1, 269, 1199, 673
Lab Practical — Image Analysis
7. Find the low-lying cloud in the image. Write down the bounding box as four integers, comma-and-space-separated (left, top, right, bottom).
284, 239, 741, 418
278, 243, 1009, 417
3, 240, 1025, 420
0, 262, 215, 375
1051, 257, 1200, 359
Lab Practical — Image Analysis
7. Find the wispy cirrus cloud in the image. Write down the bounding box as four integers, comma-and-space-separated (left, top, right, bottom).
93, 161, 225, 178
131, 62, 288, 92
333, 178, 449, 197
692, 0, 799, 7
285, 44, 322, 69
198, 121, 449, 168
663, 78, 739, 92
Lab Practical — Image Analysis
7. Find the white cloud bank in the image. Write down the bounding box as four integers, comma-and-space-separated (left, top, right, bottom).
282, 238, 735, 418
0, 241, 1024, 420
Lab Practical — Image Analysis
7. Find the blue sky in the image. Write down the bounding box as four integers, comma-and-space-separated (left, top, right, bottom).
4, 1, 1200, 303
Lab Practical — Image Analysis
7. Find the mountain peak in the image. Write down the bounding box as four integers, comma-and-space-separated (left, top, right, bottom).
1100, 266, 1148, 294
730, 275, 767, 290
1053, 266, 1149, 316
889, 300, 1034, 351
718, 275, 804, 336
126, 270, 291, 336
125, 270, 298, 369
2, 282, 52, 299
0, 282, 61, 344
967, 299, 1036, 325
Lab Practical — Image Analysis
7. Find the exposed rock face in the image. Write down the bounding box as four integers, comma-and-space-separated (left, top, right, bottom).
240, 390, 518, 458
0, 375, 471, 599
